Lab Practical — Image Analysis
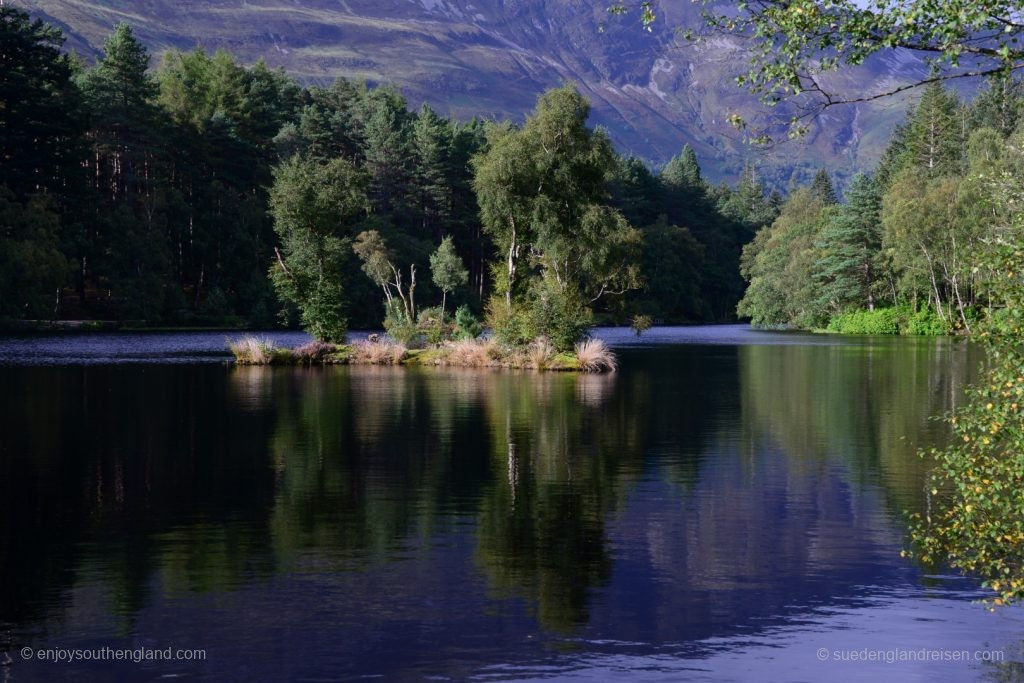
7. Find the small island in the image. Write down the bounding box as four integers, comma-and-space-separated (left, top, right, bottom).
230, 88, 640, 372
229, 335, 615, 371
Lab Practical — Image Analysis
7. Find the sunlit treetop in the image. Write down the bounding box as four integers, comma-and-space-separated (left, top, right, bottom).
609, 0, 1024, 140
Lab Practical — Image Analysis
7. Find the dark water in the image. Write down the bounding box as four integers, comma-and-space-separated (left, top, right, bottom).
1, 326, 1021, 681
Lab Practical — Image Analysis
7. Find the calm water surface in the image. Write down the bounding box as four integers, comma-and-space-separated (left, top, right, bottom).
1, 325, 1021, 681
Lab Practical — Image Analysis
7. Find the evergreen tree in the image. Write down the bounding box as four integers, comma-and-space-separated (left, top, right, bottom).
0, 7, 83, 197
810, 168, 838, 204
360, 87, 415, 216
661, 144, 703, 190
448, 119, 488, 300
79, 22, 160, 202
0, 189, 67, 319
971, 74, 1024, 138
412, 104, 453, 239
812, 174, 882, 314
632, 216, 707, 321
903, 81, 963, 178
719, 162, 777, 232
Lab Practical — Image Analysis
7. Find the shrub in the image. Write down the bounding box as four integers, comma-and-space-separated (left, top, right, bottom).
485, 296, 534, 347
631, 313, 653, 337
416, 306, 451, 345
293, 340, 336, 364
383, 299, 422, 347
523, 280, 593, 351
574, 338, 617, 372
826, 307, 901, 335
454, 304, 483, 340
904, 307, 949, 336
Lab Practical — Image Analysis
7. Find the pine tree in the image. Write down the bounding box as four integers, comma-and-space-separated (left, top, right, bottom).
448, 118, 488, 300
812, 173, 882, 314
971, 74, 1024, 137
720, 162, 777, 231
661, 144, 703, 190
0, 7, 83, 197
904, 81, 962, 177
413, 103, 453, 239
360, 87, 415, 215
810, 168, 838, 204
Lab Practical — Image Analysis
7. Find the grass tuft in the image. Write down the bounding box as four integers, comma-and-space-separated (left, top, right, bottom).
573, 338, 617, 372
351, 340, 407, 365
229, 336, 279, 365
527, 336, 555, 369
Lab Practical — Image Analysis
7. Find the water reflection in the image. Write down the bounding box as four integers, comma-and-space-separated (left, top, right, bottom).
1, 336, 1011, 681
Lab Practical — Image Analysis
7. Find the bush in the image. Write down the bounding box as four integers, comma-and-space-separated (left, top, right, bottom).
383, 299, 422, 347
631, 313, 653, 337
826, 307, 901, 335
454, 304, 483, 340
292, 340, 336, 364
523, 280, 593, 351
416, 306, 451, 345
485, 296, 534, 347
904, 307, 949, 336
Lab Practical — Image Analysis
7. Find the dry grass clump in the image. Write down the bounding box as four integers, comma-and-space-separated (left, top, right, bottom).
527, 337, 555, 369
229, 336, 279, 365
293, 340, 336, 364
351, 340, 407, 365
445, 338, 502, 367
573, 338, 617, 372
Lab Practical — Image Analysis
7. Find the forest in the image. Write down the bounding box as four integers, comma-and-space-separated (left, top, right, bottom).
1, 7, 773, 338
738, 78, 1024, 335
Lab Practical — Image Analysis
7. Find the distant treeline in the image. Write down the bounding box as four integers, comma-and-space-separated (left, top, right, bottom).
1, 7, 778, 328
738, 77, 1024, 334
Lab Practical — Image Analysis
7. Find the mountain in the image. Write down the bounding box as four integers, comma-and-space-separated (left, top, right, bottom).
18, 0, 931, 185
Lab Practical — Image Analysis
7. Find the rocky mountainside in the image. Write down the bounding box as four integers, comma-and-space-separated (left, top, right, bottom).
20, 0, 933, 184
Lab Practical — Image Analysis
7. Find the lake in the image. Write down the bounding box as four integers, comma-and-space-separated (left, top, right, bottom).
1, 325, 1021, 681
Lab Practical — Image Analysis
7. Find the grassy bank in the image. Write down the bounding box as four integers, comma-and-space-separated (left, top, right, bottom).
228, 336, 617, 372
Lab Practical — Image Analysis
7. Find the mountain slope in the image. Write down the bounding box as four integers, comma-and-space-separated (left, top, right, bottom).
19, 0, 929, 183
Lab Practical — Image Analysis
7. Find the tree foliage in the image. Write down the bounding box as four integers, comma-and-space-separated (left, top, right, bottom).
4, 9, 784, 334
473, 87, 642, 349
269, 156, 368, 342
613, 0, 1024, 139
908, 167, 1024, 607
